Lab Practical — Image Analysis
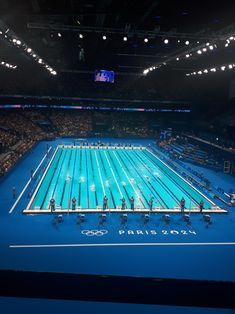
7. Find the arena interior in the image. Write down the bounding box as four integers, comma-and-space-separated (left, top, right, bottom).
0, 1, 235, 313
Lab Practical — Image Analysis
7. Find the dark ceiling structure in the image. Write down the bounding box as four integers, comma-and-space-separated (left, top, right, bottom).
0, 0, 235, 106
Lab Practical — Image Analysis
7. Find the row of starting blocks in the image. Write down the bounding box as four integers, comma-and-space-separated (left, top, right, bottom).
52, 213, 212, 225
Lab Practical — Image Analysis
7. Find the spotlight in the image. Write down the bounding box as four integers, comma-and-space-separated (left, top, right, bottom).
228, 64, 233, 69
176, 57, 179, 61
0, 31, 2, 34
79, 33, 83, 39
206, 42, 210, 46
186, 54, 190, 58
197, 41, 200, 43
32, 54, 36, 57
197, 50, 202, 54
149, 67, 153, 71
185, 40, 190, 45
16, 40, 21, 45
229, 36, 234, 40
143, 69, 149, 75
202, 48, 207, 52
58, 33, 62, 37
144, 38, 148, 43
51, 71, 57, 75
123, 36, 128, 41
177, 39, 180, 43
225, 43, 229, 47
164, 39, 169, 44
1, 61, 4, 64
209, 45, 214, 50
102, 35, 107, 40
221, 66, 225, 71
38, 59, 43, 64
210, 68, 216, 72
198, 71, 202, 75
27, 48, 32, 53
203, 69, 208, 73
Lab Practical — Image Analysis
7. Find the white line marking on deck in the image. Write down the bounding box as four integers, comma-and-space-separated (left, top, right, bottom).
9, 146, 52, 214
9, 242, 235, 249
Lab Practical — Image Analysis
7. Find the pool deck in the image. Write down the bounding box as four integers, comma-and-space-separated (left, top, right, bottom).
0, 137, 235, 284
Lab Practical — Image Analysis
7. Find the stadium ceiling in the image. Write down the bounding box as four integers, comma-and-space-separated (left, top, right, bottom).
1, 0, 235, 76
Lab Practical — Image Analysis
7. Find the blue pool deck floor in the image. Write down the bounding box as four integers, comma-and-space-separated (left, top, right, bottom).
0, 137, 235, 285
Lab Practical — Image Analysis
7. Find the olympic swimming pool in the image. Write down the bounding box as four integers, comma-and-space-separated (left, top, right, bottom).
24, 145, 222, 214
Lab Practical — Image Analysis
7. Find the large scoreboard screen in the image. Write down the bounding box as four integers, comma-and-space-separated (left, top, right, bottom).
94, 70, 114, 83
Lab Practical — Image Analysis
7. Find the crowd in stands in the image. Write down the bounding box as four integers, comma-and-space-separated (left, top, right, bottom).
0, 108, 233, 177
0, 109, 157, 176
157, 135, 224, 171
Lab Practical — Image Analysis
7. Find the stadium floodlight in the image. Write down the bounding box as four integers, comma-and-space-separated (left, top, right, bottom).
123, 36, 128, 41
176, 57, 179, 61
197, 50, 202, 54
209, 45, 214, 50
186, 54, 190, 58
38, 59, 43, 64
16, 40, 21, 45
149, 67, 153, 71
221, 66, 226, 71
143, 69, 149, 75
185, 40, 190, 45
225, 43, 229, 47
177, 39, 180, 43
229, 36, 234, 40
27, 48, 32, 53
164, 39, 169, 44
102, 35, 107, 40
202, 48, 207, 52
210, 68, 216, 72
51, 71, 57, 75
206, 42, 210, 46
33, 54, 36, 57
198, 71, 202, 75
228, 64, 233, 69
203, 69, 208, 73
58, 33, 62, 37
79, 33, 83, 39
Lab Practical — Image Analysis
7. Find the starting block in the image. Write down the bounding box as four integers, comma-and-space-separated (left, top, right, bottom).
162, 214, 171, 222
143, 214, 150, 223
203, 214, 211, 223
182, 214, 190, 222
57, 214, 63, 222
99, 213, 107, 223
120, 213, 128, 223
77, 213, 85, 223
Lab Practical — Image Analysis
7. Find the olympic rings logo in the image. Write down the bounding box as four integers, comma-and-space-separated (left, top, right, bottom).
81, 230, 108, 236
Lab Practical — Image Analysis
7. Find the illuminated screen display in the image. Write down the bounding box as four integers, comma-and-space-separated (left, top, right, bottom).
0, 104, 191, 113
94, 70, 114, 83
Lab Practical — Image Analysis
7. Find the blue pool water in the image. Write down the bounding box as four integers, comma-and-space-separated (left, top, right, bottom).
29, 145, 213, 211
